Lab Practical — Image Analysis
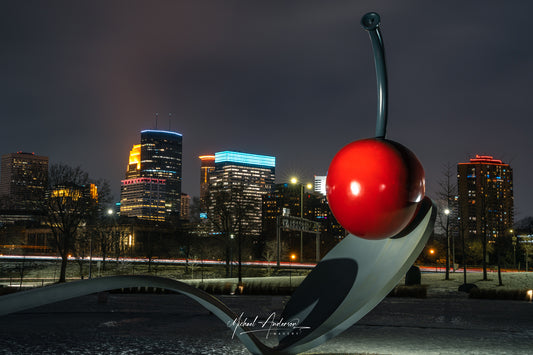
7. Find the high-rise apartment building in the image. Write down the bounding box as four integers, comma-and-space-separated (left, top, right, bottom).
120, 130, 182, 221
199, 155, 215, 213
209, 151, 275, 236
457, 155, 514, 239
0, 152, 49, 210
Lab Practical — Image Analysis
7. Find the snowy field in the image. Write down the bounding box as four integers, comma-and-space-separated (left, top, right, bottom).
416, 271, 533, 297
1, 276, 532, 354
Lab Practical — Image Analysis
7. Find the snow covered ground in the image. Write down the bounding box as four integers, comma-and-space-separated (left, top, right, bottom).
1, 289, 532, 354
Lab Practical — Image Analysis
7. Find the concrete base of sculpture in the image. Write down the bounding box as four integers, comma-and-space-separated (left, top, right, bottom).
0, 197, 435, 355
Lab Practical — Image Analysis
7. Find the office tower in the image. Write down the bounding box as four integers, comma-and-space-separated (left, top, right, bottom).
199, 155, 215, 213
140, 130, 182, 214
120, 178, 167, 221
0, 152, 49, 210
180, 193, 190, 221
209, 151, 275, 236
262, 182, 344, 227
120, 129, 182, 221
457, 155, 514, 239
125, 144, 141, 179
314, 175, 327, 196
262, 182, 313, 234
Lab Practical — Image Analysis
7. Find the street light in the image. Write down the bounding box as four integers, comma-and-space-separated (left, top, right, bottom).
510, 229, 517, 270
444, 208, 450, 279
429, 248, 437, 272
290, 177, 313, 263
290, 253, 296, 287
230, 234, 234, 277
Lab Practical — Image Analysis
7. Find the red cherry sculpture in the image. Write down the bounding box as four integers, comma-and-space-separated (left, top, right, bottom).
326, 13, 426, 239
326, 138, 425, 239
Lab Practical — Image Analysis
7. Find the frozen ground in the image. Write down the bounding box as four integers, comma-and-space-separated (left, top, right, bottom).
0, 291, 532, 355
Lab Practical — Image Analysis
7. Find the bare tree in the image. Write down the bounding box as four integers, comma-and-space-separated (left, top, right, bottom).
437, 163, 458, 280
208, 187, 251, 278
41, 165, 111, 283
263, 239, 288, 276
87, 179, 114, 272
41, 164, 97, 283
73, 230, 90, 279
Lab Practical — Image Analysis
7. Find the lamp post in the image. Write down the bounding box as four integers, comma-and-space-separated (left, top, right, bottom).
290, 177, 313, 263
429, 248, 437, 272
444, 208, 450, 280
461, 218, 467, 286
510, 229, 517, 270
290, 253, 296, 287
230, 234, 234, 278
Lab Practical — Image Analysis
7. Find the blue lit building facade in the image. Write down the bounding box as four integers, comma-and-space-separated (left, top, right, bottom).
120, 130, 182, 221
209, 151, 275, 236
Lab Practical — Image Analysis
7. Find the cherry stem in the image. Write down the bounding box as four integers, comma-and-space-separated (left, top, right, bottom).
361, 12, 388, 139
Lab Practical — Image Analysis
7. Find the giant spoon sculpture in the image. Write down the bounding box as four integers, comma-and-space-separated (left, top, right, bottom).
1, 12, 435, 355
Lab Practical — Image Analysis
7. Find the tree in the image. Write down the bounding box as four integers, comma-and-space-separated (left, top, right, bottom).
41, 164, 100, 283
263, 239, 288, 276
73, 229, 90, 279
208, 187, 251, 278
86, 179, 114, 272
436, 163, 458, 280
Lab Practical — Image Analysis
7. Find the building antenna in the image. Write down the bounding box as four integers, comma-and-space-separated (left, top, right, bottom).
168, 112, 172, 131
155, 112, 159, 129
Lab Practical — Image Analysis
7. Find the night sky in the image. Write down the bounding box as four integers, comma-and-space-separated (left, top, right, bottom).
1, 1, 532, 218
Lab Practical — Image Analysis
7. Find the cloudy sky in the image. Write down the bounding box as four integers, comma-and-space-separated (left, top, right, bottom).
1, 1, 532, 218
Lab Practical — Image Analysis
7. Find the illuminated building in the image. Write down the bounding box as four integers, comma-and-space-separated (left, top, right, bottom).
120, 178, 167, 221
51, 183, 98, 202
314, 175, 326, 196
209, 151, 275, 236
180, 193, 190, 221
120, 129, 182, 220
457, 155, 514, 239
199, 155, 215, 213
140, 130, 182, 215
125, 144, 141, 179
0, 152, 48, 210
262, 183, 345, 258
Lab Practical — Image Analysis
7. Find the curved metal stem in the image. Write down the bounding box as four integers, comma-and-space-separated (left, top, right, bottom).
361, 12, 388, 139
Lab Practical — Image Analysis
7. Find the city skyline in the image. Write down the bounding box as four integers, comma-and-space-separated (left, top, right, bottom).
2, 1, 533, 218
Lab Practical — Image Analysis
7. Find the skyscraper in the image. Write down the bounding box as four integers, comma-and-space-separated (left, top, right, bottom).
120, 129, 182, 221
457, 155, 514, 239
120, 178, 167, 221
0, 152, 49, 210
125, 144, 141, 179
180, 193, 190, 221
199, 155, 215, 213
209, 151, 275, 236
262, 182, 345, 259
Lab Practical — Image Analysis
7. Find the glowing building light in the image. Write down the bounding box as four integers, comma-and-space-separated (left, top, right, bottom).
140, 129, 182, 137
128, 144, 141, 170
215, 151, 275, 168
